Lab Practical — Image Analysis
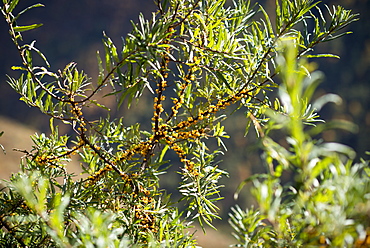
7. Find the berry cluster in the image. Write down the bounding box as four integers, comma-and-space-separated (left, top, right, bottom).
85, 164, 113, 186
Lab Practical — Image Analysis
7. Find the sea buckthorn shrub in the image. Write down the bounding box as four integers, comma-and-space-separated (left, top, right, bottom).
229, 42, 370, 248
0, 0, 364, 247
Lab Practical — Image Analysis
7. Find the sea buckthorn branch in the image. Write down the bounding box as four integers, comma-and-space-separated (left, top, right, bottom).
184, 39, 240, 57
14, 149, 62, 172
0, 206, 28, 248
117, 141, 154, 162
75, 48, 139, 104
152, 84, 167, 135
53, 139, 85, 160
176, 4, 291, 99
154, 0, 165, 16
82, 40, 268, 187
234, 1, 338, 95
4, 26, 66, 104
4, 8, 97, 108
134, 206, 157, 233
85, 164, 113, 186
15, 131, 82, 176
175, 150, 198, 178
80, 0, 207, 108
185, 44, 276, 102
67, 100, 128, 182
171, 0, 202, 28
165, 66, 197, 123
150, 0, 202, 145
151, 21, 175, 136
85, 139, 156, 184
133, 185, 157, 233
147, 82, 259, 170
178, 38, 308, 123
143, 22, 179, 171
165, 56, 279, 134
156, 0, 202, 30
32, 153, 71, 188
169, 99, 227, 133
68, 98, 120, 182
158, 40, 275, 136
111, 173, 159, 237
81, 135, 128, 184
161, 127, 206, 177
33, 153, 60, 167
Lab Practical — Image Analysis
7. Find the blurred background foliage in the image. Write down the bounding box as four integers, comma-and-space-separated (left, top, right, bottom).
0, 0, 368, 245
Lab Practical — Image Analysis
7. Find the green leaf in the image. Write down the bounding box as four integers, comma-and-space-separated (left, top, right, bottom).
260, 5, 274, 37
234, 174, 269, 200
13, 4, 45, 23
89, 100, 110, 111
159, 145, 169, 163
22, 41, 50, 67
214, 70, 227, 88
6, 0, 19, 13
49, 117, 54, 134
11, 65, 27, 71
306, 53, 340, 59
275, 0, 282, 32
14, 23, 43, 32
96, 51, 104, 85
49, 194, 70, 244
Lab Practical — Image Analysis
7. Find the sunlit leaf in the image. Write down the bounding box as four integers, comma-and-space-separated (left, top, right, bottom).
14, 23, 43, 32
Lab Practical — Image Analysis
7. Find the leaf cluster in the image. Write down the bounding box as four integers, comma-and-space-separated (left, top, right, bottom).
229, 42, 369, 248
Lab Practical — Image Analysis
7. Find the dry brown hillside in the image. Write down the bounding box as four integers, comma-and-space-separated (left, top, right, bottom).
0, 115, 36, 179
